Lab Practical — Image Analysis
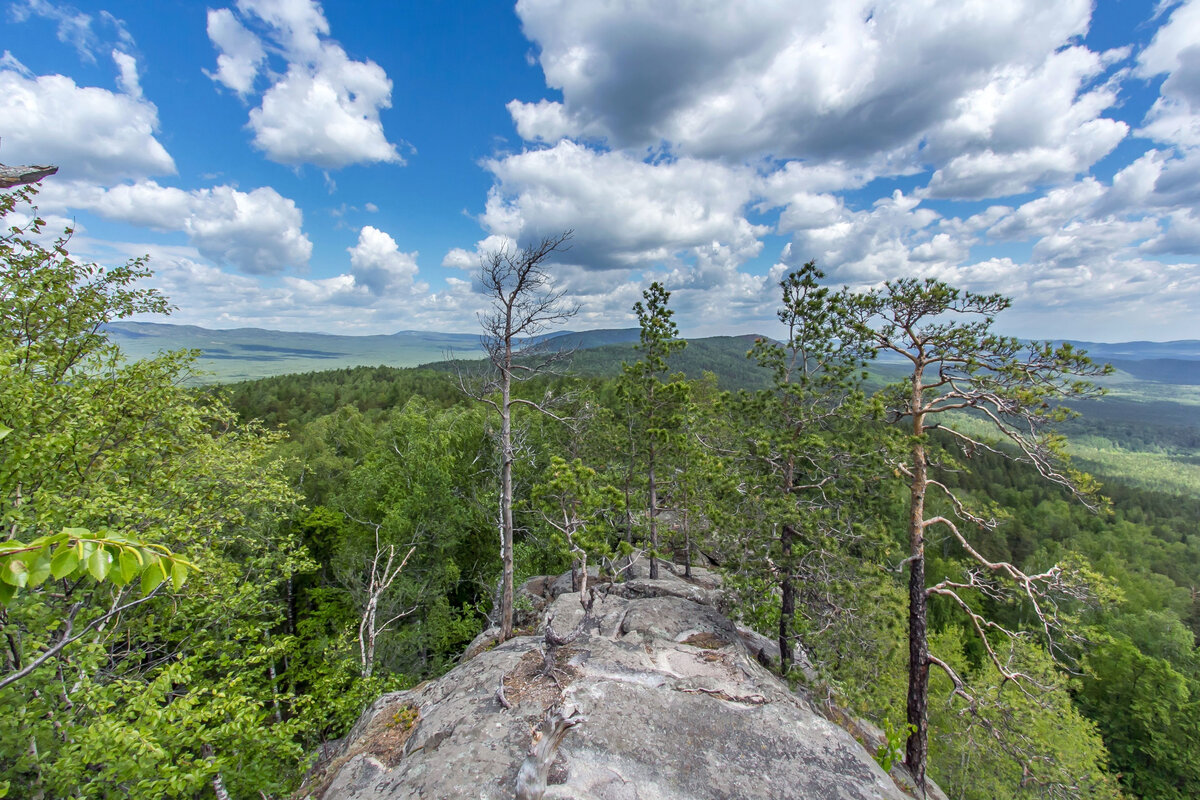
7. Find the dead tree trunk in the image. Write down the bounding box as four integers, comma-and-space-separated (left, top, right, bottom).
468, 232, 577, 642
0, 164, 58, 188
514, 706, 585, 800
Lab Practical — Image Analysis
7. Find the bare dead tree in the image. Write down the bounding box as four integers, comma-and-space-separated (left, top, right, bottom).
845, 277, 1108, 797
0, 165, 57, 188
540, 590, 594, 682
0, 139, 58, 189
514, 704, 585, 800
461, 232, 578, 641
339, 517, 418, 679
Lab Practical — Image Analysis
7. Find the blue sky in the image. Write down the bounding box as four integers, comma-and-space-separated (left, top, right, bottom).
2, 0, 1200, 341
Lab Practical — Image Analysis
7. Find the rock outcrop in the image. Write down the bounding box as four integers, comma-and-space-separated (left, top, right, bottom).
302, 564, 915, 800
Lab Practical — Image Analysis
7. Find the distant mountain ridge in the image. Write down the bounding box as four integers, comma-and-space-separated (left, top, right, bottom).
102, 322, 1200, 386
1066, 340, 1200, 360
102, 322, 644, 383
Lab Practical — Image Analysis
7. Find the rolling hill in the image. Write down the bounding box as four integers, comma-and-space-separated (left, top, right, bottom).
103, 322, 649, 383
108, 322, 1200, 389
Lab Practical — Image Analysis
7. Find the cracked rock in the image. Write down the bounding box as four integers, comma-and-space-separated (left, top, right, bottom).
301, 568, 913, 800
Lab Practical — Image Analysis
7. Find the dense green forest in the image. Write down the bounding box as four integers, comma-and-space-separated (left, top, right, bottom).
3, 187, 1200, 800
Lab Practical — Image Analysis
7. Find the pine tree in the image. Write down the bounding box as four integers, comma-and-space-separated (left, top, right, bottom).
845, 277, 1109, 796
617, 283, 689, 578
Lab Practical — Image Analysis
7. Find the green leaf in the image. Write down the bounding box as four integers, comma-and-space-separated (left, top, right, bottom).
87, 547, 113, 582
141, 557, 167, 594
118, 548, 141, 585
50, 545, 80, 579
0, 423, 10, 441
1, 558, 28, 588
0, 581, 14, 605
171, 560, 189, 592
23, 549, 52, 587
75, 539, 92, 562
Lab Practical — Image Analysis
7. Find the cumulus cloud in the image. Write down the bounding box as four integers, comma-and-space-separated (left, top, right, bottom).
512, 0, 1102, 170
485, 0, 1158, 334
206, 0, 400, 168
111, 49, 141, 98
778, 189, 957, 284
347, 225, 423, 295
205, 8, 265, 96
923, 47, 1128, 198
478, 140, 766, 272
1138, 0, 1200, 148
40, 180, 312, 275
69, 236, 473, 335
0, 52, 174, 182
1142, 209, 1200, 255
76, 224, 431, 333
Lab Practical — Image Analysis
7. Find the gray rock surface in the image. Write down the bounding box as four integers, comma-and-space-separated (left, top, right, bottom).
302, 568, 912, 800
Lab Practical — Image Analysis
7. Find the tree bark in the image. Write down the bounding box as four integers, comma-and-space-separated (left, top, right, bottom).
499, 345, 516, 641
648, 441, 659, 579
779, 523, 796, 675
514, 706, 584, 800
0, 164, 58, 188
904, 370, 929, 798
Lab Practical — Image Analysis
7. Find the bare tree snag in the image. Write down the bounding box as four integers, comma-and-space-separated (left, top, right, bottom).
348, 520, 417, 678
514, 705, 585, 800
541, 587, 594, 681
464, 232, 578, 642
0, 164, 58, 189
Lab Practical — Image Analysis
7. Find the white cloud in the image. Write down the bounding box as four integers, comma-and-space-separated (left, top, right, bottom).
982, 179, 1107, 241
40, 180, 312, 275
347, 225, 423, 295
1142, 208, 1200, 254
1138, 0, 1200, 148
1031, 217, 1160, 268
778, 190, 951, 284
249, 53, 399, 168
111, 49, 141, 98
513, 0, 1097, 168
506, 99, 605, 144
1138, 0, 1200, 78
479, 140, 766, 272
205, 8, 265, 96
7, 0, 127, 63
207, 0, 400, 168
72, 237, 477, 334
487, 0, 1160, 335
923, 47, 1128, 198
238, 0, 328, 59
0, 54, 174, 182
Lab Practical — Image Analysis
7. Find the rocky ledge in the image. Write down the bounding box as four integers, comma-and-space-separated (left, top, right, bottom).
301, 564, 917, 800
